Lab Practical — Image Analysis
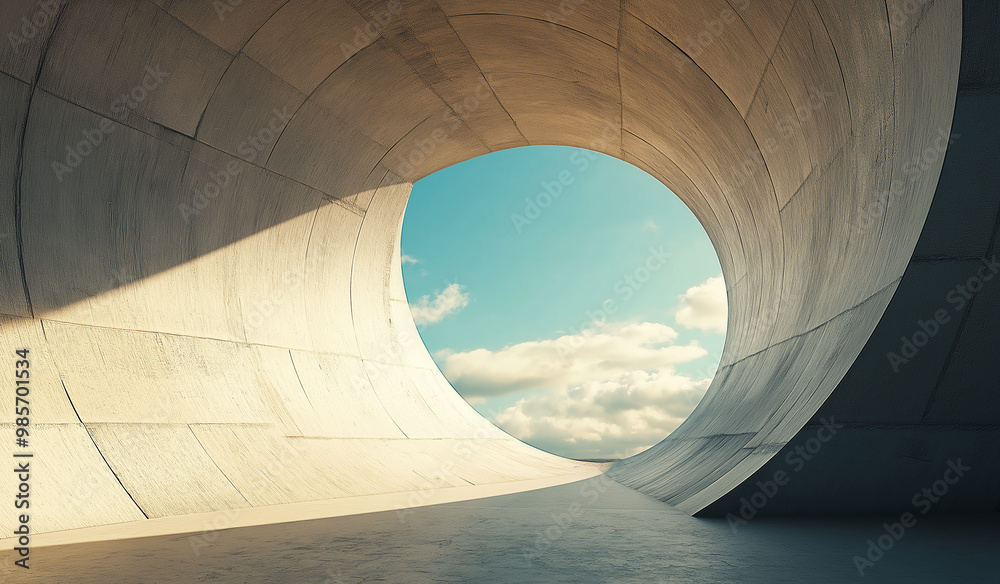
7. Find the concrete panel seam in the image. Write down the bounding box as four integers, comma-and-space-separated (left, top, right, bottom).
441, 15, 528, 145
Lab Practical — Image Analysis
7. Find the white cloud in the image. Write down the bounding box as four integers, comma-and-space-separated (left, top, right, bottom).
674, 276, 727, 333
436, 321, 715, 459
401, 253, 420, 264
409, 283, 469, 325
492, 369, 710, 459
640, 219, 659, 232
438, 322, 705, 397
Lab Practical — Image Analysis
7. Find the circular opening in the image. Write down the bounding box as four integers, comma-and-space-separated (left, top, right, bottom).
402, 146, 725, 461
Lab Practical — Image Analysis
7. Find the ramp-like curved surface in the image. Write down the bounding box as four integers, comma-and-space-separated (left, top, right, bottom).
0, 0, 991, 538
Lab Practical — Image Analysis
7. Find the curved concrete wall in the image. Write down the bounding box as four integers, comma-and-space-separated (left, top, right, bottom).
688, 0, 1000, 516
0, 0, 986, 535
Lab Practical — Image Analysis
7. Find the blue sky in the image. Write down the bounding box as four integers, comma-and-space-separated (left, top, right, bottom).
401, 146, 726, 460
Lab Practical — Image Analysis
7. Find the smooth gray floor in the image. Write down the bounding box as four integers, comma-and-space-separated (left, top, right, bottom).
5, 477, 997, 583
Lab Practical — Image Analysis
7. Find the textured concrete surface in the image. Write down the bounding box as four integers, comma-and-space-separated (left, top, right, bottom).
675, 0, 1000, 516
2, 477, 997, 583
23, 469, 607, 549
0, 0, 993, 545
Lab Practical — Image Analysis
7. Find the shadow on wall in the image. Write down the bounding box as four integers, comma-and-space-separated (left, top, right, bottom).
10, 76, 412, 317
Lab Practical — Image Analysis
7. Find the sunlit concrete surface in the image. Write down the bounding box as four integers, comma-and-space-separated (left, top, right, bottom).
22, 469, 607, 549
0, 0, 997, 564
2, 477, 998, 583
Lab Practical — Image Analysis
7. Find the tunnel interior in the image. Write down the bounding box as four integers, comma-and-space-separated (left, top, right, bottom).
1, 0, 997, 542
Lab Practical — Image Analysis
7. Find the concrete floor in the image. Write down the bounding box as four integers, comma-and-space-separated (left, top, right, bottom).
5, 477, 997, 583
